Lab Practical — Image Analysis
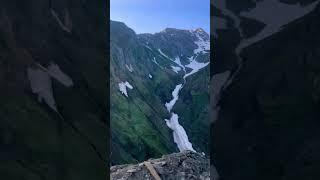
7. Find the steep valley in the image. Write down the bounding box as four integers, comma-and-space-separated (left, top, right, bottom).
110, 21, 210, 165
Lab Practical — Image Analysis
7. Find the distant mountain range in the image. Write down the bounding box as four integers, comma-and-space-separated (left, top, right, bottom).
110, 20, 210, 165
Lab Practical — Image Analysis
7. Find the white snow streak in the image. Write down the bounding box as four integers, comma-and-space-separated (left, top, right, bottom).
126, 64, 134, 72
184, 56, 210, 79
165, 84, 183, 112
165, 113, 196, 152
174, 56, 186, 72
152, 57, 162, 67
193, 33, 210, 54
27, 63, 74, 112
144, 45, 152, 51
47, 63, 74, 87
158, 49, 171, 59
164, 84, 197, 152
28, 67, 57, 111
118, 81, 133, 97
171, 66, 182, 73
179, 30, 210, 79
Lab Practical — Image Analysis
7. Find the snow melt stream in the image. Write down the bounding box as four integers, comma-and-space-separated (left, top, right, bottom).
164, 83, 196, 152
161, 31, 210, 152
165, 84, 183, 112
165, 113, 196, 152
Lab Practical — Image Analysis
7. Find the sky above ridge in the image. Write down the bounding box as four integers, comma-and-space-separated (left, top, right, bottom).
110, 0, 210, 34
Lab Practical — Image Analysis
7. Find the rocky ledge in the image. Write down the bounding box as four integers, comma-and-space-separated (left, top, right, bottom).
110, 151, 211, 180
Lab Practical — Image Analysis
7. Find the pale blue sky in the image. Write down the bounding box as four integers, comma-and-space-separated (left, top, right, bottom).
110, 0, 210, 34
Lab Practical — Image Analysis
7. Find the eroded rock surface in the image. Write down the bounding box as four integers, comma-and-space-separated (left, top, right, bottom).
111, 151, 211, 180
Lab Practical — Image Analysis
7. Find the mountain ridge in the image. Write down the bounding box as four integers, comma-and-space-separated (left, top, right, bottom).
111, 20, 209, 35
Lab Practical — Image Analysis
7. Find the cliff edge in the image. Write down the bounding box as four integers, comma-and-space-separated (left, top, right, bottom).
111, 151, 214, 180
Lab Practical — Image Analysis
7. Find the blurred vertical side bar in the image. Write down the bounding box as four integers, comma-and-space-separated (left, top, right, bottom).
0, 0, 109, 179
211, 0, 320, 179
210, 0, 222, 179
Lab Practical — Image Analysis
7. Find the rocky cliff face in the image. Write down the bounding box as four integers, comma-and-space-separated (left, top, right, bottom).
110, 21, 210, 165
110, 151, 212, 180
0, 1, 108, 179
211, 0, 320, 179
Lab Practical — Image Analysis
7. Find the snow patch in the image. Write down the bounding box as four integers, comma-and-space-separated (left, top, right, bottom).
194, 33, 210, 54
183, 57, 209, 79
47, 63, 73, 87
126, 64, 133, 72
27, 63, 74, 112
165, 113, 196, 152
118, 81, 133, 97
27, 67, 57, 111
165, 84, 183, 112
174, 56, 186, 72
152, 57, 161, 67
158, 49, 171, 59
171, 66, 182, 73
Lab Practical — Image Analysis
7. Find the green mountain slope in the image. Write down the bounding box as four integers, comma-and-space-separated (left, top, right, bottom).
110, 21, 210, 164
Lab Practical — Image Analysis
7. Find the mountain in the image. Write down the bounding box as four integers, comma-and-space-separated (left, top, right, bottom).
110, 21, 210, 165
0, 1, 108, 179
211, 0, 320, 179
